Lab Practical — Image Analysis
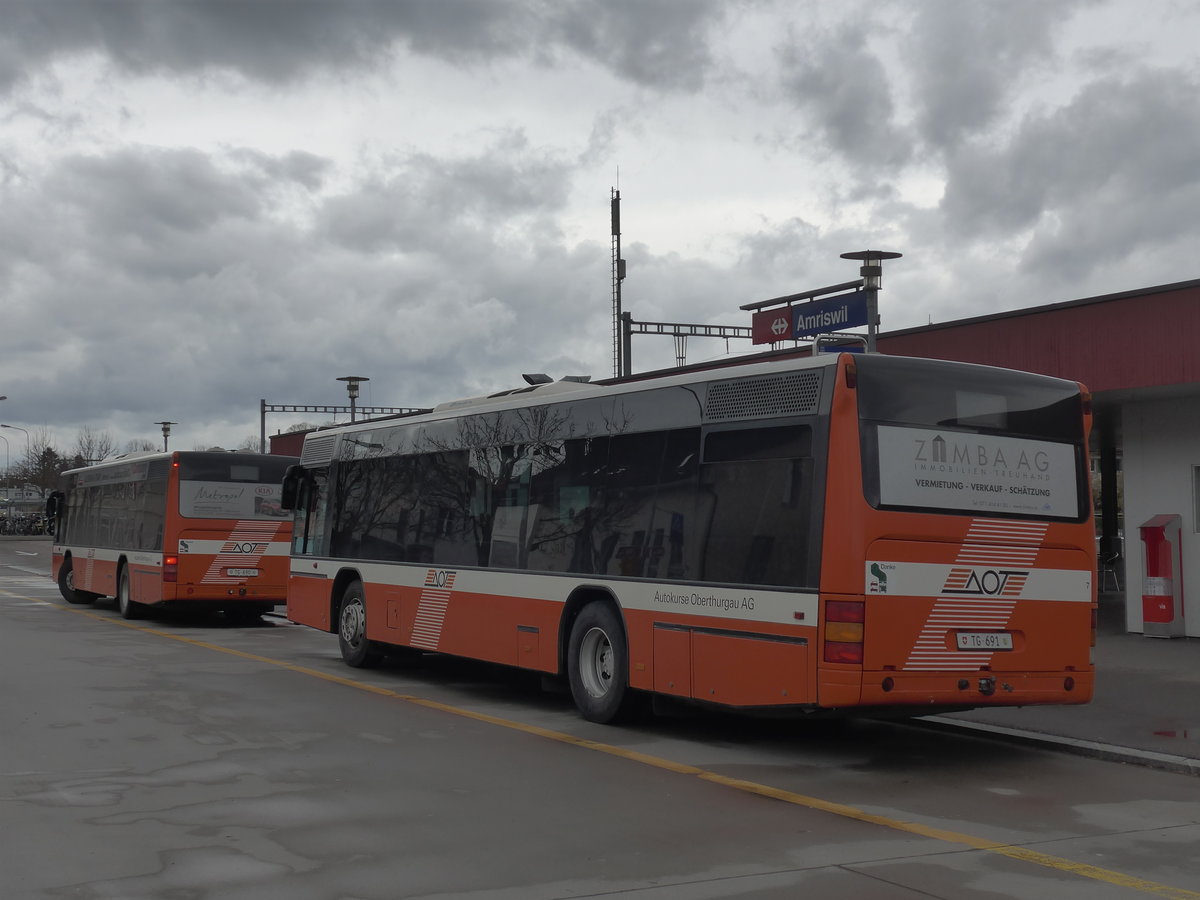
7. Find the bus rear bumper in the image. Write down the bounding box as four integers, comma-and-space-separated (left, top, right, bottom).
161, 584, 287, 605
858, 669, 1094, 707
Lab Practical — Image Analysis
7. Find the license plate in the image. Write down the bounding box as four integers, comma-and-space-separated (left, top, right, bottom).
227, 568, 260, 577
956, 631, 1013, 651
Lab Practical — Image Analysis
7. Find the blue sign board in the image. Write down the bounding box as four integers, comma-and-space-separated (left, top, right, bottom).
792, 290, 868, 338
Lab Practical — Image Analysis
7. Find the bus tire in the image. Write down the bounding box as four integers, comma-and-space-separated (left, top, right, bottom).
567, 601, 637, 724
338, 581, 383, 668
117, 566, 145, 620
58, 558, 94, 605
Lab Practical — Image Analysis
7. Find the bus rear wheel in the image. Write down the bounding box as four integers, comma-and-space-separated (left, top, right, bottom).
338, 581, 383, 668
567, 602, 638, 724
117, 566, 145, 620
58, 558, 96, 605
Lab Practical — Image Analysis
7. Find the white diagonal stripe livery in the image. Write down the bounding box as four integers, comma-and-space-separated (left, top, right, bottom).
908, 519, 1040, 670
411, 570, 456, 650
191, 521, 287, 584
952, 519, 1048, 566
866, 519, 1082, 671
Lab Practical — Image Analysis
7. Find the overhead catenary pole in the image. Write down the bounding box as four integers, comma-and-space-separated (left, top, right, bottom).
611, 188, 627, 378
258, 400, 429, 453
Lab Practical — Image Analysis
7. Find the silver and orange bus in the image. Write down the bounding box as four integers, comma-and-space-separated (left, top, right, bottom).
283, 352, 1095, 722
49, 450, 296, 622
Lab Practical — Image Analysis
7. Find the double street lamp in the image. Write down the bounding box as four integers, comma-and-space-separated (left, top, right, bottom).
1, 423, 30, 461
1, 424, 30, 495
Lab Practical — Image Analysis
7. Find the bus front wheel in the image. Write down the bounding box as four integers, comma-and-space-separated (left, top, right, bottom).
338, 581, 383, 668
117, 566, 145, 620
567, 602, 637, 724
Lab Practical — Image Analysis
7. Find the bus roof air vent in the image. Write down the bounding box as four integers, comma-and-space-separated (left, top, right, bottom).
300, 433, 338, 467
704, 370, 823, 422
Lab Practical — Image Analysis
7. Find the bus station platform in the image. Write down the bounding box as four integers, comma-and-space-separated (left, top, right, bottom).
933, 592, 1200, 776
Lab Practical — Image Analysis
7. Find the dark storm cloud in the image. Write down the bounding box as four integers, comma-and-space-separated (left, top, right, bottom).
547, 0, 723, 91
902, 0, 1086, 151
0, 0, 728, 93
0, 132, 603, 439
319, 130, 574, 255
940, 67, 1200, 272
776, 22, 912, 170
53, 148, 262, 237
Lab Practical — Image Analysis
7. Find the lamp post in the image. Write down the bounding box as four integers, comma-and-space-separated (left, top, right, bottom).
0, 434, 8, 492
840, 250, 903, 352
1, 424, 30, 495
1, 423, 30, 460
336, 376, 369, 423
153, 421, 177, 452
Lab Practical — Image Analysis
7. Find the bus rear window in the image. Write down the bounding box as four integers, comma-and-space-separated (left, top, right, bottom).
178, 455, 293, 520
855, 356, 1083, 441
855, 356, 1088, 521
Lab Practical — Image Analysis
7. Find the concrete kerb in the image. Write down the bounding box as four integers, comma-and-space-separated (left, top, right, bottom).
909, 715, 1200, 778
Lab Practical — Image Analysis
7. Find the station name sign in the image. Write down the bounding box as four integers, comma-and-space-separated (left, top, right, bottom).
751, 290, 869, 344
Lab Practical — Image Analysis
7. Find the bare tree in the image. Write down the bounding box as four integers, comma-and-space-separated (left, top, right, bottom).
71, 426, 117, 467
125, 438, 159, 453
16, 426, 65, 494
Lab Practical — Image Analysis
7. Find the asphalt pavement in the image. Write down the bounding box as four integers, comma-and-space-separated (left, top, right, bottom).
4, 536, 1196, 775
938, 591, 1200, 776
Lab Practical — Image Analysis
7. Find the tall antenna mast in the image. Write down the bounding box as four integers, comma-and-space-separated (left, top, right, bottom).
611, 186, 626, 378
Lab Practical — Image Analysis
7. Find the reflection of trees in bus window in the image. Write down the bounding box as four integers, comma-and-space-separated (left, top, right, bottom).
59, 461, 167, 551
292, 470, 327, 557
330, 449, 475, 565
522, 428, 704, 579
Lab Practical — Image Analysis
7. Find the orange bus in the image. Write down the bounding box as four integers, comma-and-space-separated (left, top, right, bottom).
49, 450, 297, 622
283, 352, 1095, 722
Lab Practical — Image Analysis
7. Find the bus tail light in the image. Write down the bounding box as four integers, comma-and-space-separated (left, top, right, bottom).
1090, 606, 1097, 648
824, 600, 864, 664
163, 555, 179, 583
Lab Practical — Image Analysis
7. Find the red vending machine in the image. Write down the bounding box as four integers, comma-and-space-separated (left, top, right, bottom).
1139, 514, 1185, 638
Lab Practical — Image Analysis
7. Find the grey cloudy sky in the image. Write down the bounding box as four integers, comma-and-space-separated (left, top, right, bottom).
2, 0, 1198, 453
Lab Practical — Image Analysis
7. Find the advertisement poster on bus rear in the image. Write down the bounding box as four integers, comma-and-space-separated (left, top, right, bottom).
876, 425, 1078, 517
179, 482, 288, 520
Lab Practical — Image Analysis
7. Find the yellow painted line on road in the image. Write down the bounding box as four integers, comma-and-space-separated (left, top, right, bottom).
18, 593, 1200, 900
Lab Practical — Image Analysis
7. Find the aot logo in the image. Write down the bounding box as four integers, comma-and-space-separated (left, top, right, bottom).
942, 567, 1029, 597
424, 569, 457, 589
223, 541, 268, 554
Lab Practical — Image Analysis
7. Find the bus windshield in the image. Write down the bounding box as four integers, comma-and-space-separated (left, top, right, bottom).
855, 355, 1088, 521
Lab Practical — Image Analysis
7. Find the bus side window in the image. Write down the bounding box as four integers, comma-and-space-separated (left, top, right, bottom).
700, 423, 816, 589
